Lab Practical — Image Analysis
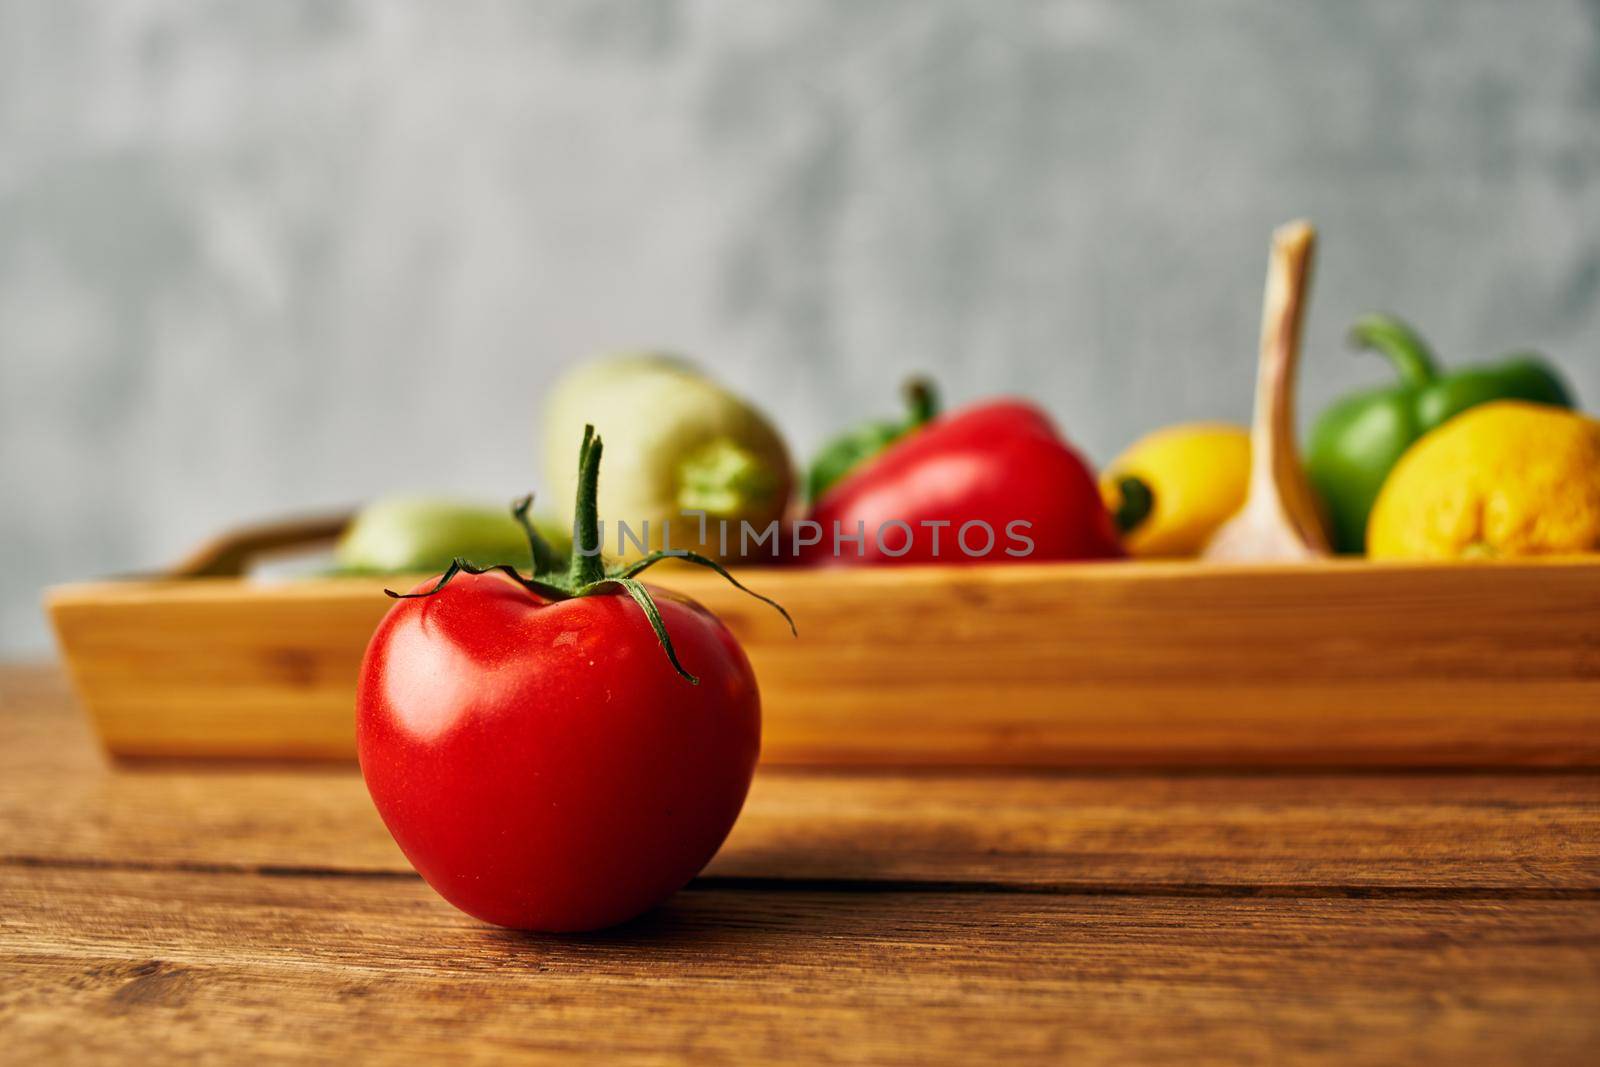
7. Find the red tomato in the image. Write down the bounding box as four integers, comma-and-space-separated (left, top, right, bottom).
803, 399, 1123, 565
357, 571, 761, 932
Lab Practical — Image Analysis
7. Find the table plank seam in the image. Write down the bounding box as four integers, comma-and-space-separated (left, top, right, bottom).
6, 855, 1598, 901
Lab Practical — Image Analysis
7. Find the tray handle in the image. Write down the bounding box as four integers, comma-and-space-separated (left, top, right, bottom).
169, 512, 355, 578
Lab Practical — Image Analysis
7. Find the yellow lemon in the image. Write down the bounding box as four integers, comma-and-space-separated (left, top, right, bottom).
1367, 401, 1600, 559
1101, 423, 1250, 557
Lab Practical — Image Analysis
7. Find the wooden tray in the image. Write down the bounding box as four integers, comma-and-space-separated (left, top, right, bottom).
44, 526, 1600, 765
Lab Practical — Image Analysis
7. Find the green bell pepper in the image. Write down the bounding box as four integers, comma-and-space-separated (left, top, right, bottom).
1306, 313, 1574, 553
806, 378, 939, 502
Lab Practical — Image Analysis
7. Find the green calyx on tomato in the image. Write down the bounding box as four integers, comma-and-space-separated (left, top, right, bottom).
806, 377, 940, 503
387, 424, 794, 684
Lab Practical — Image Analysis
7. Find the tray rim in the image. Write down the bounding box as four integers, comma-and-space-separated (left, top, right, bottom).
44, 553, 1600, 609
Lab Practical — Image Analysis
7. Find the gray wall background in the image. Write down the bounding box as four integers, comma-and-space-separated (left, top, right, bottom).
3, 1, 1599, 654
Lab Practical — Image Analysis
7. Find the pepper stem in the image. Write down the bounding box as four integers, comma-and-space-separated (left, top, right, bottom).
903, 377, 939, 427
1348, 313, 1439, 388
1110, 475, 1155, 535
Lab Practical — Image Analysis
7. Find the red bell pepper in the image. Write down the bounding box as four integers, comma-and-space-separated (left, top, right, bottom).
801, 398, 1123, 565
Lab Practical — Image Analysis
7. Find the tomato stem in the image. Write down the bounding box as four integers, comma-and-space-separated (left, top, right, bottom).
567, 425, 609, 588
384, 423, 794, 685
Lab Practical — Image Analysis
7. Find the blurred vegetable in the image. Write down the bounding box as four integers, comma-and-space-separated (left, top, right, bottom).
1101, 423, 1250, 558
806, 379, 938, 502
1367, 401, 1600, 560
803, 397, 1123, 565
542, 354, 792, 562
1203, 220, 1329, 562
1307, 314, 1574, 553
336, 497, 569, 575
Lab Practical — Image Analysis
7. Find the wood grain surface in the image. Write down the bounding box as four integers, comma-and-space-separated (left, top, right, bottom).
2, 665, 1598, 1065
7, 870, 1598, 1066
47, 556, 1600, 765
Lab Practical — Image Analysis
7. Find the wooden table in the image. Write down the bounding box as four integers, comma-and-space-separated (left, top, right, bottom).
2, 665, 1597, 1064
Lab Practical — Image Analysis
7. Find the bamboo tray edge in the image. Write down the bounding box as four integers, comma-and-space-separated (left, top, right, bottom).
46, 557, 1600, 767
